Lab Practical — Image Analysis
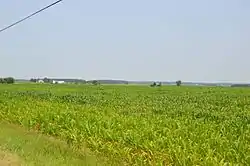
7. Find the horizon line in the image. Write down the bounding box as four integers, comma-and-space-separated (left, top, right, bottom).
14, 77, 250, 84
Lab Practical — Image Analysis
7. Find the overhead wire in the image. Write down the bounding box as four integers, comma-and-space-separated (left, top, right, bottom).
0, 0, 62, 33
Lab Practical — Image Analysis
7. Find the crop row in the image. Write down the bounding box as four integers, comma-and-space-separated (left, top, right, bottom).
0, 85, 250, 165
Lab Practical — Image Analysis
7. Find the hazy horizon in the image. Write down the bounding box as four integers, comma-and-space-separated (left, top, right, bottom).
1, 0, 249, 83
15, 77, 249, 84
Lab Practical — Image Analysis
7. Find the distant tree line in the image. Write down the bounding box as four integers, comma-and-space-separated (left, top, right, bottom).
150, 82, 162, 87
29, 77, 185, 86
30, 77, 86, 84
231, 84, 250, 87
30, 77, 105, 85
0, 77, 15, 84
150, 80, 182, 87
30, 77, 52, 83
30, 78, 39, 83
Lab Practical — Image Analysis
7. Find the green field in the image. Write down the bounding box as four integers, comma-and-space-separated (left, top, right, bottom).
0, 84, 250, 165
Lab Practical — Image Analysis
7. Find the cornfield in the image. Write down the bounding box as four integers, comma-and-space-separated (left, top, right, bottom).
0, 84, 250, 165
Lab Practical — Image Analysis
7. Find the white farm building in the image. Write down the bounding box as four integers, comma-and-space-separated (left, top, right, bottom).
52, 80, 65, 84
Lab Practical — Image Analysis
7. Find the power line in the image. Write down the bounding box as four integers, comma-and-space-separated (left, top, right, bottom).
0, 0, 62, 33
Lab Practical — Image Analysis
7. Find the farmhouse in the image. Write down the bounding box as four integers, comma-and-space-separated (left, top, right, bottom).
52, 80, 65, 84
37, 79, 44, 83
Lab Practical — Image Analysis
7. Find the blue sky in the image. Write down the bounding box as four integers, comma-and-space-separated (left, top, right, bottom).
0, 0, 249, 82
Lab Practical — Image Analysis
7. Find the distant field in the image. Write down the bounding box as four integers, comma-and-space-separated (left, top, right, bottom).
0, 84, 250, 165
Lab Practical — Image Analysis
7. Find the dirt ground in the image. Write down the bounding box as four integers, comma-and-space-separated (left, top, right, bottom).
0, 150, 21, 166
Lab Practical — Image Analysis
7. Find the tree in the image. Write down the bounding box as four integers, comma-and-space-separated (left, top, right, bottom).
151, 82, 162, 87
30, 78, 37, 82
157, 82, 162, 87
176, 80, 182, 86
6, 77, 15, 84
0, 77, 15, 84
43, 77, 51, 83
92, 80, 99, 85
150, 82, 157, 87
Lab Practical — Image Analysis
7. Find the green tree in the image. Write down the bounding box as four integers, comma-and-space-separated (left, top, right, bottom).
157, 82, 162, 87
30, 78, 37, 82
43, 77, 51, 83
92, 80, 99, 85
150, 82, 157, 87
6, 77, 15, 84
176, 80, 182, 86
1, 77, 15, 84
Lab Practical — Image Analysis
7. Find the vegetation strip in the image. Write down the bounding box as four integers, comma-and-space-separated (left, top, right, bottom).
0, 84, 250, 165
0, 122, 98, 166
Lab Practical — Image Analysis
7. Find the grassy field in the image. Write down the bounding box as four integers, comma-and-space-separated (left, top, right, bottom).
0, 122, 97, 166
0, 84, 250, 165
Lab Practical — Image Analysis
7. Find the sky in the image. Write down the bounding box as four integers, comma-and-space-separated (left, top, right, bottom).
0, 0, 249, 82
